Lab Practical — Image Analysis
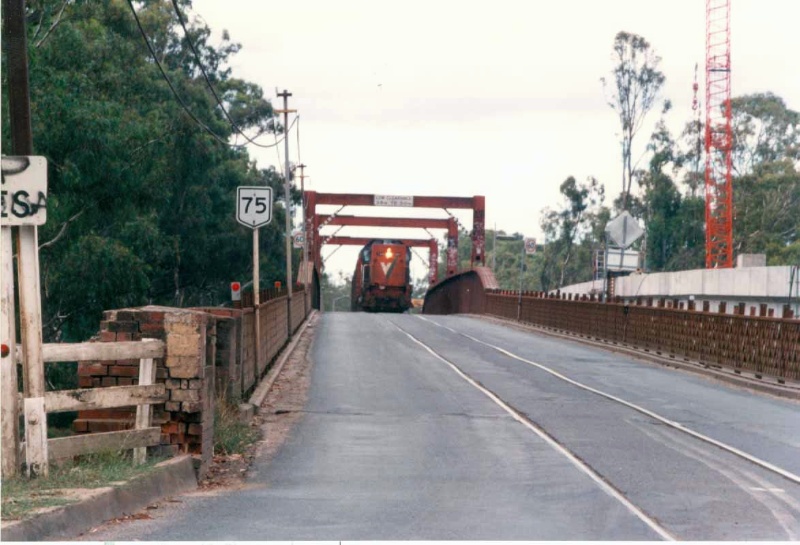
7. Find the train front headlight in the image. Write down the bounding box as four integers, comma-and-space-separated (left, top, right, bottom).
386, 247, 393, 259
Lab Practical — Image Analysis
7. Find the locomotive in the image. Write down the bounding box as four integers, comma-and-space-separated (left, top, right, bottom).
351, 239, 413, 313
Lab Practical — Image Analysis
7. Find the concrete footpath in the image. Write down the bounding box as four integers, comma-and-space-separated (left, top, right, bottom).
1, 312, 317, 542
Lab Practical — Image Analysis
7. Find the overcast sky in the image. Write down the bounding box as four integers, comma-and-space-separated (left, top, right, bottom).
193, 0, 800, 287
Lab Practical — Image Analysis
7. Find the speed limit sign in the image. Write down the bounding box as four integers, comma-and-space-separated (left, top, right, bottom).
236, 186, 273, 229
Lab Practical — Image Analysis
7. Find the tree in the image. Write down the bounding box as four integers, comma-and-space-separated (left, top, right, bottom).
539, 176, 606, 290
731, 92, 800, 175
2, 0, 296, 342
602, 31, 667, 211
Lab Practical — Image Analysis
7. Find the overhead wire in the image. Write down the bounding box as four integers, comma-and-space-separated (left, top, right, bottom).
170, 0, 284, 149
126, 0, 293, 150
125, 0, 234, 147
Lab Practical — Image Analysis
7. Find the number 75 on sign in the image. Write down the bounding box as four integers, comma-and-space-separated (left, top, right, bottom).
236, 186, 273, 229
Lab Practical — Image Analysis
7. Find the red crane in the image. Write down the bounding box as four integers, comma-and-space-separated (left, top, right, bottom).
705, 0, 734, 268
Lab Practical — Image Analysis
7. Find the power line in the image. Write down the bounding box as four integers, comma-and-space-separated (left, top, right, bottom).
125, 0, 232, 146
127, 0, 293, 151
170, 0, 282, 149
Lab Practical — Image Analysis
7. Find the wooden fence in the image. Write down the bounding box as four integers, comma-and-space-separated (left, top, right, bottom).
6, 339, 167, 476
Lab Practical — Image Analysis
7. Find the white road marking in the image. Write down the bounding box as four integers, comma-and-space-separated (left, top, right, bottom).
417, 315, 800, 488
392, 321, 676, 541
631, 417, 800, 539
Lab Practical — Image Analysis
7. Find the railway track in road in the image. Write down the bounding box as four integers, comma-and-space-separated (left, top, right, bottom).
392, 315, 800, 541
72, 313, 800, 541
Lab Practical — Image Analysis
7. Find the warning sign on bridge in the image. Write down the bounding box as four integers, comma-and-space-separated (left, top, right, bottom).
374, 194, 414, 207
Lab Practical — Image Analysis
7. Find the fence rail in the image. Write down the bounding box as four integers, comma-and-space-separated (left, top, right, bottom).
5, 339, 166, 475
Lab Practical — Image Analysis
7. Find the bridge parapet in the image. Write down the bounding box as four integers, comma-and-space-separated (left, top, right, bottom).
485, 290, 799, 383
423, 267, 498, 315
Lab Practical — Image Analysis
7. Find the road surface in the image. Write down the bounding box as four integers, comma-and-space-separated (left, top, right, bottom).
80, 313, 800, 540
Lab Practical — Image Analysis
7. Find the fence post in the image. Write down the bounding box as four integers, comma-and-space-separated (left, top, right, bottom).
1, 227, 20, 477
133, 339, 157, 465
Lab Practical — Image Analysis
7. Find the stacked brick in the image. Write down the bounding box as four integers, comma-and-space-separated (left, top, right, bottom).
74, 309, 164, 434
72, 294, 312, 478
74, 307, 216, 473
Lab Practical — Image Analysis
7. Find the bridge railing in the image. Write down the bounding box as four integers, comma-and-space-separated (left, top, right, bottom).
423, 270, 799, 383
486, 290, 800, 382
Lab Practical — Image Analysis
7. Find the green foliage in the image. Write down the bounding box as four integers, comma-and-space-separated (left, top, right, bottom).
320, 271, 352, 311
602, 31, 667, 210
1, 449, 165, 520
619, 92, 800, 273
214, 402, 260, 456
538, 176, 607, 290
2, 0, 300, 343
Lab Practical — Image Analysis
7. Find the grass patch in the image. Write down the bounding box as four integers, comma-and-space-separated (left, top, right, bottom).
1, 450, 165, 521
214, 401, 260, 456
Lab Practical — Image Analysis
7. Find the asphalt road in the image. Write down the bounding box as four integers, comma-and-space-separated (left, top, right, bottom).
80, 313, 800, 540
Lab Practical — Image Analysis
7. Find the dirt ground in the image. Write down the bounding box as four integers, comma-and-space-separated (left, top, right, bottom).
197, 315, 317, 492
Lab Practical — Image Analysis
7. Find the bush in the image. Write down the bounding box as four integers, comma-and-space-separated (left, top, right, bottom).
214, 402, 259, 456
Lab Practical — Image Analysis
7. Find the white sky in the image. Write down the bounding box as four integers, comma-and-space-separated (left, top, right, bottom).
193, 0, 800, 286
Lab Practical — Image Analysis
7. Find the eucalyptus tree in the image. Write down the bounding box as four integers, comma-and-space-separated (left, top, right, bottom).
602, 31, 667, 211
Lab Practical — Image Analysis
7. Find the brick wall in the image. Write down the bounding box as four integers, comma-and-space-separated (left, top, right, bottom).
74, 294, 312, 478
74, 307, 216, 475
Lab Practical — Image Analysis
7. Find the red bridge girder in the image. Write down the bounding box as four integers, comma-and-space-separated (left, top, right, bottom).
323, 236, 439, 284
305, 191, 485, 283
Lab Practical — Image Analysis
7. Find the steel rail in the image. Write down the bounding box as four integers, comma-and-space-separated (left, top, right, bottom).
417, 315, 800, 487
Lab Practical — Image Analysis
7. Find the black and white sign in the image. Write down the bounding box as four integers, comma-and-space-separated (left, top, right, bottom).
293, 230, 305, 248
236, 186, 273, 229
1, 156, 48, 226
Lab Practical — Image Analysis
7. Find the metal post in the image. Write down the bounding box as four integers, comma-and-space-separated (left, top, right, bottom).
517, 241, 524, 321
276, 90, 294, 337
4, 0, 48, 476
252, 228, 261, 373
297, 163, 308, 312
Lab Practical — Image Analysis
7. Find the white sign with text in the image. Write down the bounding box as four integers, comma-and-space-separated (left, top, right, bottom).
1, 156, 48, 226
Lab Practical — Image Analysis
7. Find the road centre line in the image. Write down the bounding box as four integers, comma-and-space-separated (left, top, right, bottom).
391, 320, 675, 541
417, 315, 800, 487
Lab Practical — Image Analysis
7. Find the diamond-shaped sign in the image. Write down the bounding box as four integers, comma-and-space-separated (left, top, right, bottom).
605, 211, 643, 249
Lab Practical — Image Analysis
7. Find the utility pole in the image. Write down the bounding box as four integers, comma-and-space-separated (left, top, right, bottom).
518, 240, 524, 321
3, 0, 48, 476
297, 163, 308, 312
275, 90, 295, 337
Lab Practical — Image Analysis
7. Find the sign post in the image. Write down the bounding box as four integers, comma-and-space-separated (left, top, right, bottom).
237, 186, 272, 372
2, 155, 49, 477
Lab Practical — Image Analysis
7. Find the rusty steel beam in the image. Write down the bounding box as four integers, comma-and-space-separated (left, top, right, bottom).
324, 236, 435, 247
316, 215, 451, 230
316, 214, 457, 279
322, 236, 440, 284
314, 192, 477, 209
305, 190, 484, 277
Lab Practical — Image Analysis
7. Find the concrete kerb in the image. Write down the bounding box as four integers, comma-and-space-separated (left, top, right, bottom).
0, 455, 197, 542
469, 314, 800, 401
246, 310, 318, 412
